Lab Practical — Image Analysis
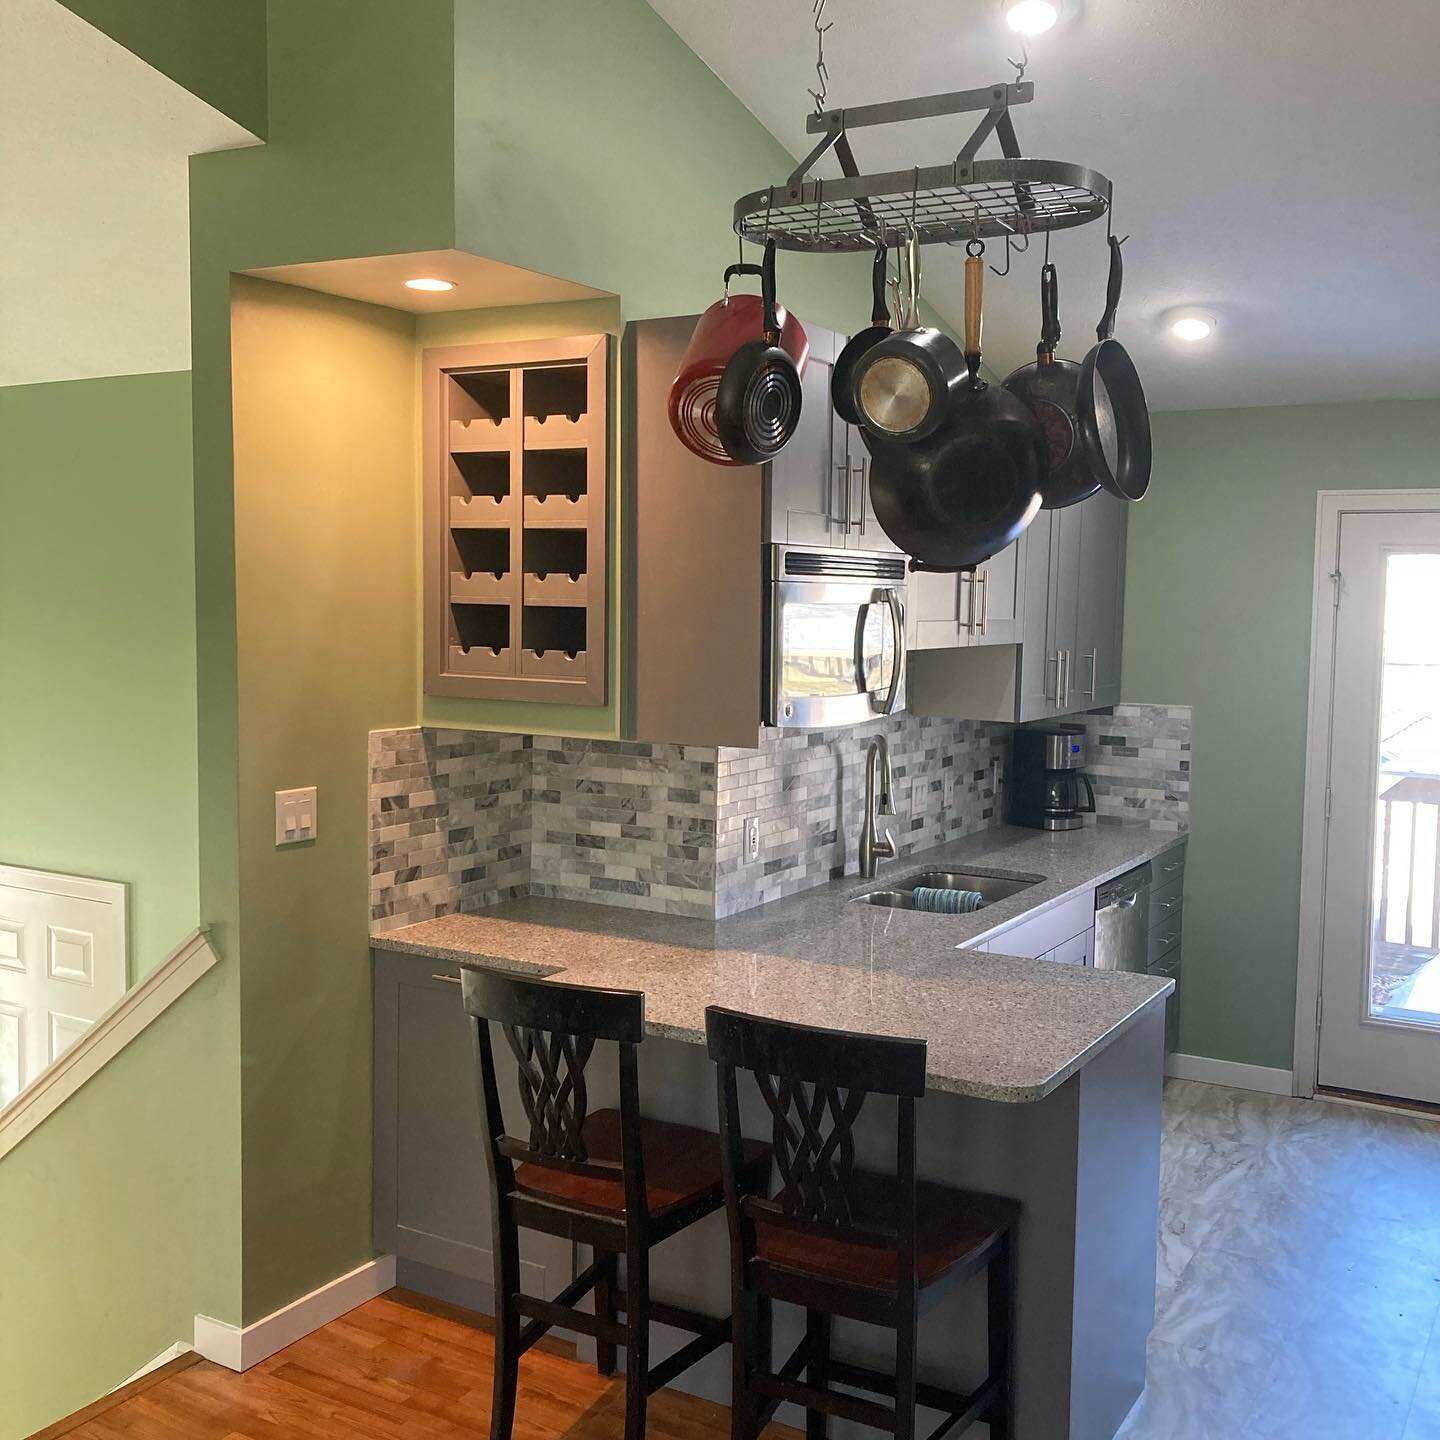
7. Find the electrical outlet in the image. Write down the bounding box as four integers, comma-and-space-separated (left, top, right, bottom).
275, 786, 318, 846
943, 769, 957, 811
743, 815, 761, 864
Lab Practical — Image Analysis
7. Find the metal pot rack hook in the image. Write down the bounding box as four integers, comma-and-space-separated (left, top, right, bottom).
989, 215, 1030, 276
1105, 200, 1129, 248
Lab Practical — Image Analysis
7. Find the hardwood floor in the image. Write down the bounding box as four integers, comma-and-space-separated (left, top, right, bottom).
47, 1290, 800, 1440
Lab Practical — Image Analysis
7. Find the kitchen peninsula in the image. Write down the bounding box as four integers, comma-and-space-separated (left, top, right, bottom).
374, 823, 1182, 1440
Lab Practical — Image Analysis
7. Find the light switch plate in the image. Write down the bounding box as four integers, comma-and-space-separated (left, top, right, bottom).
275, 786, 318, 846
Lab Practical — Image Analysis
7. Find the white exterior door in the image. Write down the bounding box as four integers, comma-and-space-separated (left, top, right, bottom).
0, 866, 127, 1107
1317, 509, 1440, 1104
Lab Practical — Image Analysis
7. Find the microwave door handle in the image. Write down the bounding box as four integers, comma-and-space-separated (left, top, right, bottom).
875, 588, 905, 716
854, 600, 872, 702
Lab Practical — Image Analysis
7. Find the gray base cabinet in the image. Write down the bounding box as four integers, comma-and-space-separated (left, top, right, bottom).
1146, 845, 1186, 1053
372, 950, 575, 1308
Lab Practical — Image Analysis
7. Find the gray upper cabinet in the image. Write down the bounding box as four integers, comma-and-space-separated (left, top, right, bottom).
1074, 492, 1128, 709
909, 492, 1130, 724
766, 323, 899, 554
906, 538, 1026, 652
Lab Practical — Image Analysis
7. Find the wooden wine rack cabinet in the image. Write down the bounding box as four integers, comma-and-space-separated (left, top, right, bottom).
423, 335, 608, 704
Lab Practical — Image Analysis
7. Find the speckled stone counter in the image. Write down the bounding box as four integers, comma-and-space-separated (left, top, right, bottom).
374, 823, 1181, 1103
373, 822, 1180, 1440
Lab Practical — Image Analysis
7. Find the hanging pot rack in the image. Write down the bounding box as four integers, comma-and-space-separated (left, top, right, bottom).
733, 80, 1111, 254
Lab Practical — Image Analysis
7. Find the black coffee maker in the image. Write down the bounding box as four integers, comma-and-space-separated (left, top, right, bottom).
1008, 725, 1097, 831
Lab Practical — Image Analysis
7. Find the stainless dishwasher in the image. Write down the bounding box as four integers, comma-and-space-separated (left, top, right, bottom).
1094, 863, 1152, 972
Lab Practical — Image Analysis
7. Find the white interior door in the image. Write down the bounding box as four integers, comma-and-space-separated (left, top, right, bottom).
0, 866, 127, 1107
1317, 509, 1440, 1104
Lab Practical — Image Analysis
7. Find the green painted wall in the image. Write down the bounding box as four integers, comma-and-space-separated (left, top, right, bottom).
230, 276, 420, 1317
0, 373, 199, 979
0, 377, 237, 1440
186, 2, 456, 1324
1122, 399, 1440, 1073
0, 967, 240, 1440
59, 0, 267, 137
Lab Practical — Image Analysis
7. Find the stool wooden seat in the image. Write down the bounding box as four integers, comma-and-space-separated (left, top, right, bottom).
514, 1109, 768, 1228
706, 1005, 1019, 1440
462, 967, 768, 1440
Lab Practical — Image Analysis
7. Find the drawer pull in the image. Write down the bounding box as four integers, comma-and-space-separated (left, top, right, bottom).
1162, 861, 1183, 874
1158, 931, 1181, 946
432, 973, 462, 985
1156, 897, 1180, 912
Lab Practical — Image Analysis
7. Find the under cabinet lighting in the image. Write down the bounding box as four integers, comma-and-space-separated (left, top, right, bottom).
405, 277, 456, 292
1004, 0, 1061, 36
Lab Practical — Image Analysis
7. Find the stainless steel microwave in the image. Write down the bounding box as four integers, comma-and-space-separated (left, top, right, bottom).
764, 545, 907, 729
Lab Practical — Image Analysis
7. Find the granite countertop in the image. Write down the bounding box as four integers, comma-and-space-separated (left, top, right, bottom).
374, 824, 1183, 1104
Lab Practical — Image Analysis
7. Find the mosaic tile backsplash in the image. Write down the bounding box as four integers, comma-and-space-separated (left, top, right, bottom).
714, 715, 1010, 917
1077, 703, 1192, 833
370, 702, 1188, 929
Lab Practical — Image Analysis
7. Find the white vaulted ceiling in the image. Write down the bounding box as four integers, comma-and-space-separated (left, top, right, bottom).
647, 0, 1440, 411
0, 0, 256, 387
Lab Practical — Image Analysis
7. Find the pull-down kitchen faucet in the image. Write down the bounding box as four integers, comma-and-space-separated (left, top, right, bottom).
859, 734, 898, 879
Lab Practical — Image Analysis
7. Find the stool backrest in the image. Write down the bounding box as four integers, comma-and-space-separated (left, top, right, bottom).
706, 1005, 927, 1284
462, 966, 647, 1212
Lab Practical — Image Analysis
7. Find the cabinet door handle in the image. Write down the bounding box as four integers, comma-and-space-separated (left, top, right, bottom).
834, 461, 850, 531
850, 460, 867, 533
1057, 649, 1069, 709
1045, 650, 1059, 700
432, 973, 462, 985
1083, 648, 1098, 700
978, 570, 989, 635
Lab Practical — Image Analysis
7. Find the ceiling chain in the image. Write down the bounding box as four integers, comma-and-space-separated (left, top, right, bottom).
806, 0, 834, 113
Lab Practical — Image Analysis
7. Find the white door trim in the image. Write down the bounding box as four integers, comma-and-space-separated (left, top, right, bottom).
1294, 488, 1440, 1099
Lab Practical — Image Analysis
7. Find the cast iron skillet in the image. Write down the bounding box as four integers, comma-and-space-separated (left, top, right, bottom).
1002, 261, 1100, 510
1077, 235, 1152, 502
715, 239, 804, 465
831, 244, 890, 426
864, 246, 1046, 571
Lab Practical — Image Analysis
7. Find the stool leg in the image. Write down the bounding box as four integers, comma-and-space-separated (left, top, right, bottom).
624, 1247, 650, 1440
805, 1309, 831, 1440
730, 1290, 764, 1440
595, 1249, 619, 1377
489, 1210, 521, 1440
894, 1294, 919, 1440
986, 1233, 1015, 1440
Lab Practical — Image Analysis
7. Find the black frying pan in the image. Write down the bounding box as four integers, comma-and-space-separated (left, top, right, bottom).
831, 244, 890, 426
864, 247, 1046, 571
1077, 236, 1152, 502
1002, 261, 1100, 510
715, 239, 804, 465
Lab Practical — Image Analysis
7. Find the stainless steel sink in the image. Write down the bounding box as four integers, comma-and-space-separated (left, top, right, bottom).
851, 867, 1044, 911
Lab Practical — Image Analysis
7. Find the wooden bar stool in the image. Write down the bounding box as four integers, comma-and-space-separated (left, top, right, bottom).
461, 966, 768, 1440
706, 1005, 1020, 1440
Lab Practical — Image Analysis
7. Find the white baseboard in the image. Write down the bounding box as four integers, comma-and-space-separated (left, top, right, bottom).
116, 1342, 191, 1389
1165, 1052, 1295, 1096
194, 1255, 396, 1371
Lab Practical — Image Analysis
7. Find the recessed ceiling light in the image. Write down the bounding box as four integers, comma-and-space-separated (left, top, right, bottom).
404, 277, 456, 293
1004, 0, 1061, 36
1170, 313, 1216, 343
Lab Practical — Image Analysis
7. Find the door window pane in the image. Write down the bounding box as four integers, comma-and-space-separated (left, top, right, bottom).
1371, 552, 1440, 1023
